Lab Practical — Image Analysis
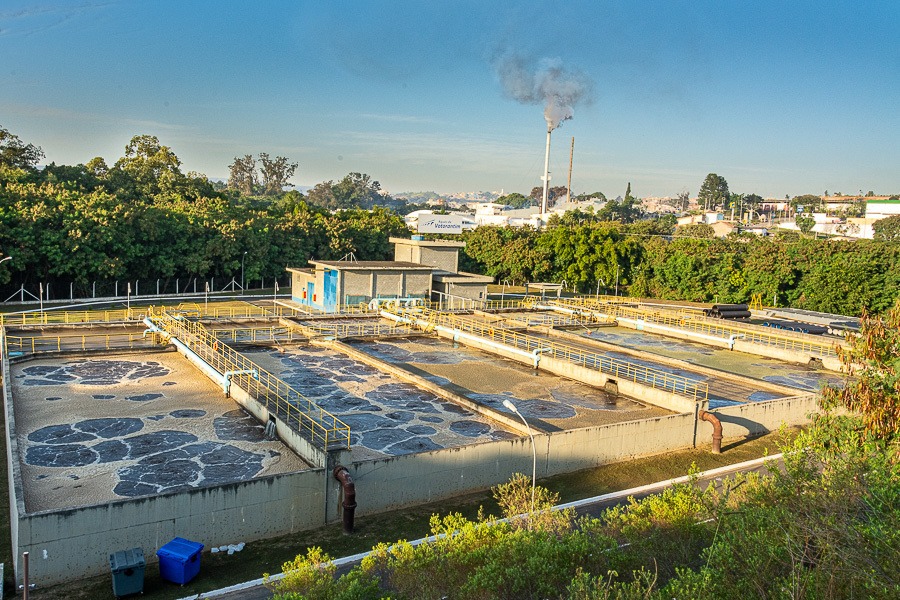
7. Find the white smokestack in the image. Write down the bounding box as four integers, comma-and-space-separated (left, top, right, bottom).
541, 127, 552, 214
493, 54, 592, 215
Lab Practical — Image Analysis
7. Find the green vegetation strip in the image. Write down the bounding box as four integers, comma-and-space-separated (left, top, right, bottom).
23, 432, 790, 600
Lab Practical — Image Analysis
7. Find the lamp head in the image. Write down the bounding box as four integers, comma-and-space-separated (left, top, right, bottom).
501, 399, 517, 412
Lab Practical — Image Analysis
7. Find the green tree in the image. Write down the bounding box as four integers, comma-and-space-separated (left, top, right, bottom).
596, 196, 642, 223
675, 223, 714, 239
677, 189, 691, 212
822, 298, 900, 441
497, 192, 532, 209
112, 134, 184, 196
0, 126, 44, 171
574, 191, 607, 203
227, 155, 257, 196
258, 153, 298, 196
529, 185, 567, 207
790, 193, 824, 213
873, 214, 900, 241
307, 172, 388, 210
795, 213, 816, 235
697, 173, 729, 211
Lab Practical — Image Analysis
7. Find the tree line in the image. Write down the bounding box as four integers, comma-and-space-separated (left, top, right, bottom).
2, 127, 897, 315
459, 217, 900, 316
0, 128, 408, 296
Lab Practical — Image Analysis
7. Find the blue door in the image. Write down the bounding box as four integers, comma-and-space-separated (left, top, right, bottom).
324, 269, 338, 312
307, 282, 315, 307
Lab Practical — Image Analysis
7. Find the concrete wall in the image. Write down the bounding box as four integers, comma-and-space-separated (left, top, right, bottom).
394, 244, 414, 264
5, 388, 816, 586
16, 469, 326, 587
420, 247, 458, 273
342, 270, 374, 299
445, 282, 487, 301
373, 272, 402, 297
346, 412, 697, 513
3, 326, 819, 586
405, 271, 432, 297
290, 270, 316, 305
545, 327, 799, 397
2, 329, 26, 594
713, 394, 818, 439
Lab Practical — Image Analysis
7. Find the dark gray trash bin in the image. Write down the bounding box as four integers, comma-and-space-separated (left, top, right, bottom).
109, 547, 145, 598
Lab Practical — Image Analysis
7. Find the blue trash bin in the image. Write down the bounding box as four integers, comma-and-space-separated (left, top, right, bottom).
156, 537, 204, 585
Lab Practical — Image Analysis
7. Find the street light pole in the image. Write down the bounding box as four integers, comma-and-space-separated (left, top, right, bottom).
502, 399, 536, 513
241, 251, 247, 295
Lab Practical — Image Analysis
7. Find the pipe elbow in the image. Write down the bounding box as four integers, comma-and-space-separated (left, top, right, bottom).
333, 465, 357, 534
333, 466, 357, 508
699, 409, 723, 454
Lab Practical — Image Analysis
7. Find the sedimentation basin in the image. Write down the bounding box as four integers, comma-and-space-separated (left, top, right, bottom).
2, 299, 828, 585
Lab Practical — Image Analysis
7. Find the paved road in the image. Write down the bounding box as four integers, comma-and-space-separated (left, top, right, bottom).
181, 455, 782, 600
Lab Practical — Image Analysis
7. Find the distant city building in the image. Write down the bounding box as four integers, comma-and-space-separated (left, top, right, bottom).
865, 198, 900, 219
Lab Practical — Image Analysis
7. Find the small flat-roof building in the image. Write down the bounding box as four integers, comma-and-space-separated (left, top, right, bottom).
289, 236, 494, 312
288, 261, 433, 312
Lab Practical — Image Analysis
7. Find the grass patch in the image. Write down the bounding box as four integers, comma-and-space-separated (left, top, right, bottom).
25, 430, 793, 599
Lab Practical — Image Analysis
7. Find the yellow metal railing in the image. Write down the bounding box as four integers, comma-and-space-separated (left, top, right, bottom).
149, 310, 350, 450
0, 308, 150, 326
301, 321, 414, 339
4, 331, 164, 354
0, 302, 280, 326
208, 326, 304, 344
551, 298, 842, 358
391, 307, 708, 403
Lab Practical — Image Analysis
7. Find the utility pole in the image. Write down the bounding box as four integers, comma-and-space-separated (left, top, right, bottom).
566, 136, 574, 205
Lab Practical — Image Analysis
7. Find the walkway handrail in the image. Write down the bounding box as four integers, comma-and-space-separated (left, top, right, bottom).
0, 302, 279, 326
391, 306, 709, 403
551, 298, 842, 358
149, 308, 350, 450
4, 331, 162, 354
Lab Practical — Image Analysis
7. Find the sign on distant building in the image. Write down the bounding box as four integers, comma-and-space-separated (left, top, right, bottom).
418, 213, 465, 234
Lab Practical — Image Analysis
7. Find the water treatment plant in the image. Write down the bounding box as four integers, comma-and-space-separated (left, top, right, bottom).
0, 239, 850, 586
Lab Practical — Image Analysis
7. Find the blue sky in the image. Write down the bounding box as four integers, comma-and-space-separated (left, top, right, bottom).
2, 1, 898, 198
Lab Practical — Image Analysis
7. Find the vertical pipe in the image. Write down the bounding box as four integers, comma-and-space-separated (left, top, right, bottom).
566, 136, 574, 205
23, 551, 30, 600
541, 127, 552, 214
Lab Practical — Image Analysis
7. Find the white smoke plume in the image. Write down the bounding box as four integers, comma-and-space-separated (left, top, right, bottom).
495, 54, 593, 131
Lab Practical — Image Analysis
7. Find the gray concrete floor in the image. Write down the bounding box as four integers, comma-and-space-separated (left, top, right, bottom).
10, 350, 309, 513
244, 346, 519, 461
349, 337, 671, 431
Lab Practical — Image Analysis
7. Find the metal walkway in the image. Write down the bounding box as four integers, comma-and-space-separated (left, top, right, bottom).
547, 298, 843, 359
147, 309, 350, 451
384, 306, 709, 403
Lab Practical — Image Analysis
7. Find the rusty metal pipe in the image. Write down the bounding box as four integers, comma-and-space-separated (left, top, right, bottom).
699, 410, 723, 454
333, 466, 357, 534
